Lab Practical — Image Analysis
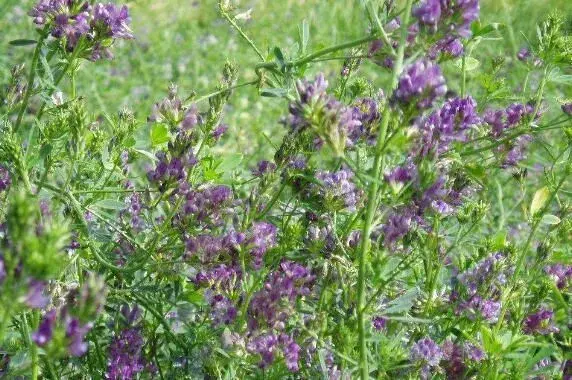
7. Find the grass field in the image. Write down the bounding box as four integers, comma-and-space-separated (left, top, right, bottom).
2, 0, 571, 161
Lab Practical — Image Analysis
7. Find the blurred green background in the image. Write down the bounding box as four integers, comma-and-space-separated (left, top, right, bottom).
1, 0, 571, 160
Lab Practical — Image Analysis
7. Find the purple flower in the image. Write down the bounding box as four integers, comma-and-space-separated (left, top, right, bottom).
429, 37, 464, 59
410, 337, 442, 367
413, 0, 442, 31
32, 310, 57, 346
0, 256, 5, 284
249, 222, 277, 269
484, 103, 536, 137
106, 328, 145, 380
25, 280, 50, 309
464, 343, 486, 362
372, 316, 387, 331
479, 299, 501, 323
247, 333, 279, 369
280, 334, 301, 372
194, 264, 242, 289
180, 185, 232, 225
522, 308, 559, 335
416, 96, 480, 157
385, 159, 418, 184
211, 124, 228, 140
205, 291, 237, 326
0, 166, 10, 192
545, 264, 572, 290
252, 160, 277, 177
65, 317, 92, 356
383, 209, 414, 248
413, 0, 479, 38
314, 169, 362, 211
91, 3, 133, 39
247, 333, 301, 372
393, 60, 447, 110
562, 103, 572, 116
248, 261, 314, 331
517, 47, 531, 61
457, 252, 505, 295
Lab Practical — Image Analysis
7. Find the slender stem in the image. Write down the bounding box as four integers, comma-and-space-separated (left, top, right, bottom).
22, 312, 39, 380
356, 1, 412, 378
14, 33, 46, 134
219, 6, 265, 61
71, 69, 76, 99
366, 2, 396, 56
494, 148, 570, 334
292, 34, 379, 67
186, 79, 259, 104
461, 53, 467, 98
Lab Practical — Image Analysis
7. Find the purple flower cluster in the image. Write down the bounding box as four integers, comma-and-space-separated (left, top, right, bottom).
562, 103, 572, 116
415, 96, 480, 157
25, 280, 50, 309
372, 316, 387, 331
147, 150, 198, 193
29, 1, 132, 59
246, 333, 301, 371
484, 103, 537, 138
453, 252, 511, 322
248, 222, 277, 269
121, 191, 144, 231
248, 261, 314, 331
251, 160, 277, 177
32, 277, 105, 356
284, 75, 378, 150
413, 0, 480, 38
457, 295, 501, 323
441, 340, 486, 378
393, 60, 447, 111
522, 308, 559, 335
545, 264, 572, 290
180, 185, 232, 226
205, 290, 237, 327
33, 309, 94, 356
186, 232, 240, 263
0, 166, 11, 192
382, 174, 471, 248
194, 264, 242, 289
106, 328, 145, 379
410, 337, 443, 367
457, 252, 507, 295
305, 224, 336, 254
313, 169, 362, 211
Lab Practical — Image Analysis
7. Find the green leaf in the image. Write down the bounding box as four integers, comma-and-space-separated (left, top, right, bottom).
260, 88, 289, 98
299, 19, 309, 55
454, 57, 480, 71
133, 149, 158, 162
387, 316, 432, 323
473, 23, 505, 37
9, 39, 37, 46
93, 199, 126, 210
385, 288, 419, 314
150, 123, 170, 146
541, 214, 561, 225
273, 46, 286, 68
530, 187, 550, 216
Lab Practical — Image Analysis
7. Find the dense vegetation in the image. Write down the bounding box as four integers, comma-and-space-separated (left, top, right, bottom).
0, 0, 571, 378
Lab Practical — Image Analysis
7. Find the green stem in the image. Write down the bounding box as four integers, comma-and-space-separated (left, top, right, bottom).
219, 5, 265, 61
22, 312, 39, 380
494, 149, 570, 334
356, 1, 412, 378
461, 53, 467, 98
14, 32, 46, 134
